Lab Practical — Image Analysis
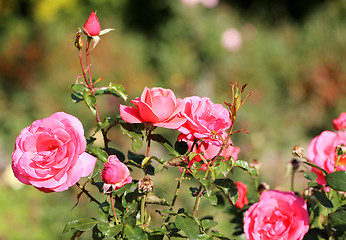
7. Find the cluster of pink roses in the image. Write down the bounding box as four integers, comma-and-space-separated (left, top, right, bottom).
120, 87, 240, 168
308, 112, 346, 185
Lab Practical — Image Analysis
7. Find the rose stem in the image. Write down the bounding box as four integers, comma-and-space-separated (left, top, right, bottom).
110, 194, 119, 225
76, 182, 101, 205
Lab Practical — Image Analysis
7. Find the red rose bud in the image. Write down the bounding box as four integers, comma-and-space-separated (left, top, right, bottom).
101, 155, 132, 194
83, 11, 101, 36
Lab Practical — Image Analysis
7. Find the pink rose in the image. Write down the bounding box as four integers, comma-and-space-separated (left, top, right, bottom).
11, 112, 97, 193
83, 11, 101, 36
308, 130, 346, 185
233, 181, 248, 209
101, 155, 132, 194
178, 96, 231, 145
333, 112, 346, 131
119, 87, 186, 129
183, 133, 240, 171
244, 190, 309, 240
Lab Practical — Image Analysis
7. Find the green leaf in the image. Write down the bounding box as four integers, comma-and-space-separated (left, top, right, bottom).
150, 134, 180, 157
233, 160, 257, 177
93, 117, 117, 135
71, 91, 84, 103
302, 161, 328, 175
329, 207, 346, 238
214, 179, 238, 205
325, 171, 346, 191
204, 194, 218, 206
71, 83, 89, 92
215, 160, 233, 177
87, 146, 108, 163
304, 172, 318, 182
94, 83, 127, 101
83, 91, 97, 116
201, 219, 217, 229
175, 215, 201, 239
120, 124, 143, 152
97, 222, 123, 237
313, 190, 334, 209
98, 202, 110, 222
63, 218, 98, 233
124, 225, 148, 240
175, 141, 188, 155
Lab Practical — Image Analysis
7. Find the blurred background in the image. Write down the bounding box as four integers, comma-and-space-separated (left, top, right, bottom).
0, 0, 345, 239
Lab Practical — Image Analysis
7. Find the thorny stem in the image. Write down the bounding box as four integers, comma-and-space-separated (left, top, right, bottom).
76, 182, 101, 205
165, 168, 186, 222
110, 194, 119, 225
140, 195, 147, 225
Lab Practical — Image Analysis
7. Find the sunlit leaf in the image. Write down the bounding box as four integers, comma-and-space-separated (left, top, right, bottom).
124, 225, 148, 240
63, 218, 98, 233
325, 171, 346, 191
175, 215, 200, 239
233, 160, 257, 177
87, 146, 108, 163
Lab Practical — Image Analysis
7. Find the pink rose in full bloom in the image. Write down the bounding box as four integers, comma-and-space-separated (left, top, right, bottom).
83, 11, 101, 36
178, 96, 231, 145
102, 155, 132, 194
183, 133, 240, 171
308, 130, 346, 185
333, 112, 346, 131
244, 190, 309, 240
11, 112, 97, 193
233, 181, 248, 209
119, 87, 186, 129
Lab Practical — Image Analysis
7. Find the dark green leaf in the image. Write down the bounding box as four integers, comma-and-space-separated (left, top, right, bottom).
98, 202, 110, 222
71, 91, 84, 103
201, 219, 217, 229
63, 218, 98, 233
175, 215, 200, 239
127, 151, 145, 165
325, 171, 346, 191
71, 83, 89, 92
329, 207, 346, 234
313, 190, 334, 209
124, 225, 148, 240
214, 179, 238, 205
215, 160, 232, 177
204, 194, 218, 206
233, 160, 257, 177
304, 172, 318, 182
87, 146, 108, 163
120, 124, 143, 152
97, 222, 123, 237
175, 141, 188, 155
150, 134, 179, 157
84, 92, 96, 116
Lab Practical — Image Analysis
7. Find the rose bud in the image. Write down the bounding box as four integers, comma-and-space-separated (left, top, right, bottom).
83, 11, 101, 37
101, 155, 132, 194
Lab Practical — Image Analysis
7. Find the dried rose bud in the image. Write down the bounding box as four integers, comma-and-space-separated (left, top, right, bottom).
138, 177, 153, 194
292, 145, 304, 158
249, 159, 261, 172
257, 182, 270, 195
83, 11, 101, 37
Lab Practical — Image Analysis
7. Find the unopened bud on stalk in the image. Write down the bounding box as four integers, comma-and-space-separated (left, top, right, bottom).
292, 145, 304, 158
336, 145, 346, 156
74, 29, 84, 50
138, 177, 153, 194
257, 182, 270, 195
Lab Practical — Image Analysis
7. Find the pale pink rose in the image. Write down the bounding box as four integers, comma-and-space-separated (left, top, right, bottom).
11, 112, 97, 193
178, 96, 231, 145
200, 0, 219, 8
221, 28, 242, 52
83, 11, 101, 36
120, 87, 186, 129
183, 133, 240, 171
308, 130, 346, 185
233, 181, 248, 209
333, 112, 346, 131
101, 155, 132, 194
244, 190, 309, 240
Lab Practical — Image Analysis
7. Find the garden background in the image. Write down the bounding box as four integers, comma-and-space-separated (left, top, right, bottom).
0, 0, 345, 239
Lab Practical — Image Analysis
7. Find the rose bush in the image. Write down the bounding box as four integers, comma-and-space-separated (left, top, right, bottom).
178, 96, 231, 145
244, 190, 309, 240
101, 155, 132, 194
307, 130, 346, 185
120, 87, 186, 129
11, 112, 97, 193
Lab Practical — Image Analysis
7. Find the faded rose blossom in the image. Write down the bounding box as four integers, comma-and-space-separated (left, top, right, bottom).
178, 96, 231, 145
102, 155, 132, 194
244, 190, 309, 240
83, 11, 101, 36
120, 87, 186, 129
233, 181, 248, 209
333, 112, 346, 131
221, 28, 242, 52
183, 133, 240, 171
11, 112, 97, 193
308, 130, 346, 185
